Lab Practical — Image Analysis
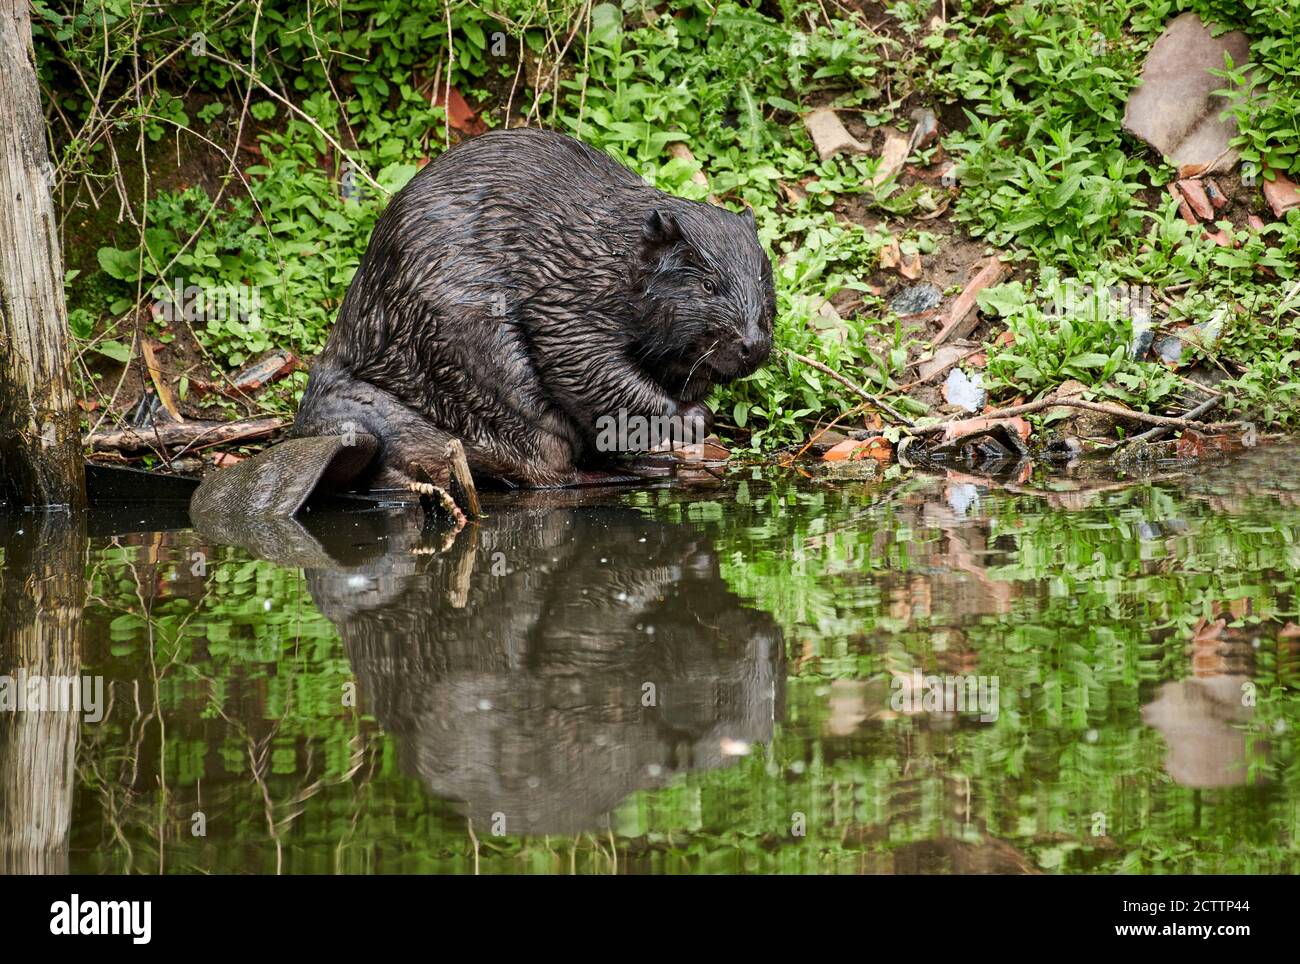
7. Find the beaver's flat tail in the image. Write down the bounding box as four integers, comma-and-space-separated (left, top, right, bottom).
190, 433, 379, 519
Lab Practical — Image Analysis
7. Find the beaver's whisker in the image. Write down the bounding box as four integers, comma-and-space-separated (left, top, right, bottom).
683, 341, 719, 391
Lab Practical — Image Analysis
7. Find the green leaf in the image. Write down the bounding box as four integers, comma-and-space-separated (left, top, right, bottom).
95, 340, 133, 364
377, 162, 419, 193
97, 246, 140, 282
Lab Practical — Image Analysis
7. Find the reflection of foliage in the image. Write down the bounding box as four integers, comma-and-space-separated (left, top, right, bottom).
73, 456, 1300, 874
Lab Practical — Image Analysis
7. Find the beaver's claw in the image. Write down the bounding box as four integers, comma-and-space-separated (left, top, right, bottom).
406, 479, 467, 531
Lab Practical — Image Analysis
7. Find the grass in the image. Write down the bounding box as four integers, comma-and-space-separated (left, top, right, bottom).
32, 0, 1300, 451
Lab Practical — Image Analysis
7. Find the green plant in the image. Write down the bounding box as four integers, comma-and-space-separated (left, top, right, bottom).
1187, 0, 1300, 178
978, 269, 1181, 410
931, 0, 1164, 271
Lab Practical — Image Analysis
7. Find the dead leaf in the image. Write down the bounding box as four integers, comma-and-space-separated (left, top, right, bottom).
433, 86, 487, 135
668, 142, 716, 202
140, 340, 182, 422
824, 436, 892, 462
1192, 616, 1227, 646
879, 238, 902, 270
778, 180, 807, 205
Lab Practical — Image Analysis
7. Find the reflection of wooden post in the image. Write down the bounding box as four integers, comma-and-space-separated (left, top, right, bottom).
0, 513, 86, 874
0, 1, 85, 509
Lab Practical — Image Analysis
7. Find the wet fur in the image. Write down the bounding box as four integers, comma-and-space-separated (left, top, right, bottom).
293, 127, 775, 488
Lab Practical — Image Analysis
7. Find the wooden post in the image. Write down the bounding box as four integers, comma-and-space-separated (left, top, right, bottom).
0, 1, 85, 509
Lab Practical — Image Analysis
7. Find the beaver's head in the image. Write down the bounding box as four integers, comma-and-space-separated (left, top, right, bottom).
632, 202, 775, 399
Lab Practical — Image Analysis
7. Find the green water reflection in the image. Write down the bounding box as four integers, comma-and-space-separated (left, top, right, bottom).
3, 447, 1299, 874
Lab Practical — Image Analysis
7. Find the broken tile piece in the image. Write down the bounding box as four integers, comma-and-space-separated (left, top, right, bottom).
917, 343, 972, 383
803, 108, 870, 162
1123, 13, 1249, 174
1203, 178, 1228, 209
1262, 172, 1300, 217
869, 127, 910, 189
1177, 179, 1215, 220
1168, 183, 1199, 225
932, 256, 1010, 345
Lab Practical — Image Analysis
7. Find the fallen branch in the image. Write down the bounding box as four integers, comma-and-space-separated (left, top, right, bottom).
785, 349, 915, 427
86, 417, 284, 454
916, 397, 1242, 435
1098, 395, 1223, 450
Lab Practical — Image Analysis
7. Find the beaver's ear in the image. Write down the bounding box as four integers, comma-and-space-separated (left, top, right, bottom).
641, 208, 681, 246
742, 206, 756, 228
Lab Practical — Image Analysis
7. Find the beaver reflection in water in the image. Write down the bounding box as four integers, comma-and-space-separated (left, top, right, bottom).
295, 494, 785, 835
192, 128, 774, 517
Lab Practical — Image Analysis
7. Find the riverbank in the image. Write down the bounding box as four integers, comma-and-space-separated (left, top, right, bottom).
35, 1, 1300, 479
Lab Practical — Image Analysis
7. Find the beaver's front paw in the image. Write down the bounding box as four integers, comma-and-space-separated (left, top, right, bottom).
653, 400, 712, 450
676, 400, 714, 442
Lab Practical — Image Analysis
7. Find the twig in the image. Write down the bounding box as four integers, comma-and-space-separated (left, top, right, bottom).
1097, 396, 1224, 451
202, 49, 385, 195
785, 402, 869, 465
785, 349, 915, 427
445, 438, 481, 518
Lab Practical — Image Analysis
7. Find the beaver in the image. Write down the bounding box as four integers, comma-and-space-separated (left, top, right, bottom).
192, 127, 774, 517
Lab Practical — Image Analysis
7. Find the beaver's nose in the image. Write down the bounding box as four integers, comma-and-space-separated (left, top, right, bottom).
739, 327, 770, 361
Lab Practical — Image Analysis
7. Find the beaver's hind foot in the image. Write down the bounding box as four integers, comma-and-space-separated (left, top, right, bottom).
406, 463, 468, 532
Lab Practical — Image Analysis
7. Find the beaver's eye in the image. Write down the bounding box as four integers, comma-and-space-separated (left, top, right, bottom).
701, 278, 717, 295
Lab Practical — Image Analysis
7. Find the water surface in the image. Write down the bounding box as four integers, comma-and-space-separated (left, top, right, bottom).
2, 448, 1298, 874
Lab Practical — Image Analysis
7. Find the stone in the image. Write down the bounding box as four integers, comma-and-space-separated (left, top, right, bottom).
889, 283, 943, 318
803, 108, 870, 162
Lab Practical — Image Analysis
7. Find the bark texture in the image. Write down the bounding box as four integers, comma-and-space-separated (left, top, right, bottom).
0, 1, 85, 508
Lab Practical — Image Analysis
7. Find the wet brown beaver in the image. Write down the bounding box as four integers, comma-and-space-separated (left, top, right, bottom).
193, 127, 774, 516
